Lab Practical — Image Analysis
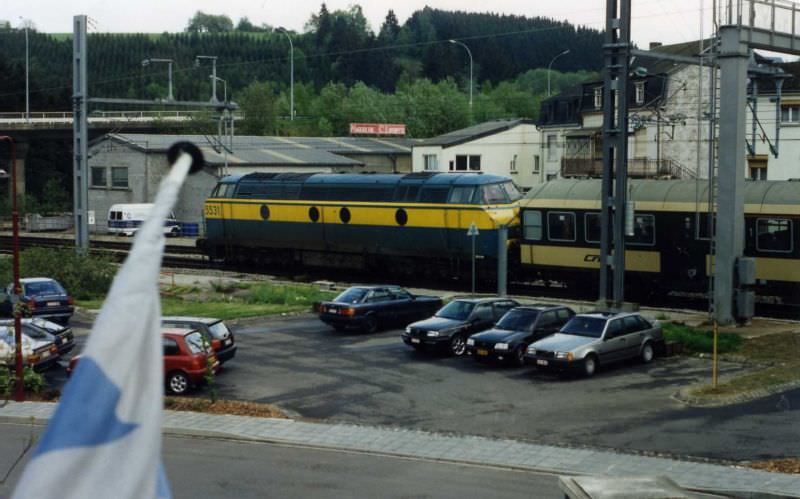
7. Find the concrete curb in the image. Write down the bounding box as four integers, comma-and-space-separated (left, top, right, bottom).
2, 402, 799, 497
673, 376, 800, 408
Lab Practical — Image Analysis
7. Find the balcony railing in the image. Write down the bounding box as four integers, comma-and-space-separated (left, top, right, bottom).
561, 158, 696, 179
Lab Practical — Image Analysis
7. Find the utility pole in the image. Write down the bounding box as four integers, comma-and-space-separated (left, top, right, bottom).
599, 0, 632, 308
72, 15, 89, 253
276, 28, 295, 120
195, 55, 219, 103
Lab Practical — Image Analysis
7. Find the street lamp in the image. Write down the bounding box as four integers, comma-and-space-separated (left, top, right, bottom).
276, 28, 294, 120
448, 39, 473, 109
142, 58, 174, 101
547, 49, 570, 97
19, 18, 29, 123
0, 136, 24, 402
195, 55, 218, 103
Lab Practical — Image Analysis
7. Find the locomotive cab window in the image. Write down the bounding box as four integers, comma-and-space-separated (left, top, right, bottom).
756, 218, 793, 253
476, 184, 509, 205
627, 214, 655, 246
501, 182, 522, 202
547, 212, 576, 242
419, 187, 450, 203
449, 186, 476, 204
523, 211, 542, 241
394, 184, 421, 202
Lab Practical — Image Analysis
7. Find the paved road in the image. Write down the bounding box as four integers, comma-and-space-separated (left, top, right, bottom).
49, 313, 800, 461
0, 422, 561, 498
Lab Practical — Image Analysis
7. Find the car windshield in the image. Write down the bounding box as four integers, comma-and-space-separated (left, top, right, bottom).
185, 331, 206, 354
22, 325, 49, 340
208, 321, 230, 339
334, 287, 368, 304
24, 280, 66, 296
560, 317, 607, 338
435, 300, 475, 320
495, 309, 539, 331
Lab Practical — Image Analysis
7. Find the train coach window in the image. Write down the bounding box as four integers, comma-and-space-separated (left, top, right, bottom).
626, 214, 655, 246
695, 212, 714, 240
756, 218, 793, 253
419, 187, 451, 203
585, 213, 601, 243
548, 212, 576, 242
523, 211, 542, 241
449, 186, 476, 204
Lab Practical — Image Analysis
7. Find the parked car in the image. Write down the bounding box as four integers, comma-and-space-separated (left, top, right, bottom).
107, 203, 180, 237
526, 311, 664, 377
466, 305, 575, 365
0, 318, 75, 355
68, 328, 219, 395
402, 297, 519, 356
162, 316, 236, 364
0, 325, 60, 372
0, 278, 74, 324
318, 286, 442, 334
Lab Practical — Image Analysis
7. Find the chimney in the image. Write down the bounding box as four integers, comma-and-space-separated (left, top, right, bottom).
649, 42, 663, 50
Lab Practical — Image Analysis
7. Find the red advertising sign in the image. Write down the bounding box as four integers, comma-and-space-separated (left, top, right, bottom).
349, 123, 407, 136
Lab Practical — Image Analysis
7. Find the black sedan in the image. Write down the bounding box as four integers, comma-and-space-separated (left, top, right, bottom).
0, 278, 74, 324
466, 305, 575, 366
318, 286, 442, 334
402, 297, 519, 356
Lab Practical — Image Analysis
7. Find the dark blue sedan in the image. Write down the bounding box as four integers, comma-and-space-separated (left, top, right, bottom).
1, 278, 74, 324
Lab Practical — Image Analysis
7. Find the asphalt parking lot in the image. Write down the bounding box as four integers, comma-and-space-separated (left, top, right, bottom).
51, 312, 800, 462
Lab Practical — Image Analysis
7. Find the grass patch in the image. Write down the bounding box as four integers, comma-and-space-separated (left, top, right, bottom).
80, 281, 336, 320
663, 322, 743, 354
688, 332, 800, 398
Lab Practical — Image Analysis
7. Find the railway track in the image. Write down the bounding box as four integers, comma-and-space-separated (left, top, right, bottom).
1, 234, 797, 320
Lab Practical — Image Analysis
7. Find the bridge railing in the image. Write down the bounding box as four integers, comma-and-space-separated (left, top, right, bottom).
718, 0, 800, 36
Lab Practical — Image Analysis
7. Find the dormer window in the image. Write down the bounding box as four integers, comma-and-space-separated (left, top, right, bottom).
593, 87, 602, 109
635, 81, 645, 105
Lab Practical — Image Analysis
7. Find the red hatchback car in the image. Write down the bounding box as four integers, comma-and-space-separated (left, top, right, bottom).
68, 328, 219, 395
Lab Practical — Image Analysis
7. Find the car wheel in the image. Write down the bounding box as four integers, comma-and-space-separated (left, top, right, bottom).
449, 334, 466, 356
641, 342, 655, 364
582, 355, 598, 377
512, 345, 526, 367
363, 316, 378, 334
167, 371, 190, 395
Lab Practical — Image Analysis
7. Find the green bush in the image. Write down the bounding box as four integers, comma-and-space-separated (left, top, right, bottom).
0, 248, 116, 299
663, 323, 743, 354
0, 366, 47, 397
245, 282, 334, 306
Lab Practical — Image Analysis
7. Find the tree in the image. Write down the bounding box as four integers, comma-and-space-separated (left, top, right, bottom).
186, 11, 234, 33
237, 82, 278, 135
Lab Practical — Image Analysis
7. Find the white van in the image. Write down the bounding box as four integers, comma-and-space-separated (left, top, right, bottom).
107, 203, 180, 236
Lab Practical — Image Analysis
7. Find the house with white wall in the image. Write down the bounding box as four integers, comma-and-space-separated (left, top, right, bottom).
411, 119, 543, 190
539, 39, 798, 181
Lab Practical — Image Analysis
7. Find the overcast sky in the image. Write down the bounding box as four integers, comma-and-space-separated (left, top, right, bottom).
9, 0, 716, 48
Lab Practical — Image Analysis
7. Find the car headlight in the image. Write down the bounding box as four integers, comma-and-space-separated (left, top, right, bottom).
495, 342, 509, 351
405, 326, 412, 334
426, 331, 439, 337
555, 351, 574, 361
527, 346, 536, 355
466, 338, 475, 346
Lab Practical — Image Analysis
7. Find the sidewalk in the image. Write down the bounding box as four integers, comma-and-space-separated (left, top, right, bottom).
1, 401, 798, 497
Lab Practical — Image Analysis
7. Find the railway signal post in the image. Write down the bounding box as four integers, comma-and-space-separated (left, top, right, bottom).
468, 222, 479, 296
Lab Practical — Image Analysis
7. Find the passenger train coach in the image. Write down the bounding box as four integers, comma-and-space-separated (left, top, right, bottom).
519, 179, 800, 298
198, 172, 521, 277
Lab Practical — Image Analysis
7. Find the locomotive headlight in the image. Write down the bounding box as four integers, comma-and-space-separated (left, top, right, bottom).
426, 331, 440, 337
466, 338, 475, 346
495, 342, 509, 351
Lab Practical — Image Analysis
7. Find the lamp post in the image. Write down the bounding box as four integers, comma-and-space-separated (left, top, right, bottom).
142, 58, 174, 101
448, 39, 473, 109
195, 55, 218, 103
547, 49, 570, 97
19, 18, 29, 123
0, 136, 24, 402
276, 28, 294, 120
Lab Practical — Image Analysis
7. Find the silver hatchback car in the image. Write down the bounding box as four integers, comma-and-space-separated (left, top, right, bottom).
526, 311, 663, 377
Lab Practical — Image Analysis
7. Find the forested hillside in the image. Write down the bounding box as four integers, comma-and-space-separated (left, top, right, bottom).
0, 5, 601, 121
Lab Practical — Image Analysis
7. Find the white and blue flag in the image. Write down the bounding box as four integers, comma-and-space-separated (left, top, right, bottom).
12, 146, 199, 499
